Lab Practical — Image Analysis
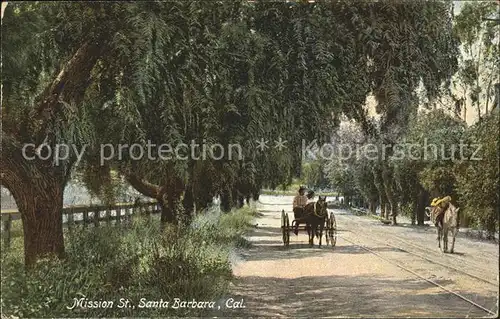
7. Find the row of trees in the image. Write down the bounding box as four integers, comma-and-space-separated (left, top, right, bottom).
2, 1, 463, 265
309, 2, 498, 235
323, 109, 498, 236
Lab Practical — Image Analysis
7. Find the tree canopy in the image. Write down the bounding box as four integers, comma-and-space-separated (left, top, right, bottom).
1, 0, 470, 264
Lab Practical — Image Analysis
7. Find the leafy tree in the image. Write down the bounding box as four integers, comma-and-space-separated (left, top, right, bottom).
302, 161, 329, 190
453, 1, 499, 119
1, 2, 151, 265
361, 0, 459, 224
391, 110, 466, 225
455, 112, 499, 237
1, 0, 462, 265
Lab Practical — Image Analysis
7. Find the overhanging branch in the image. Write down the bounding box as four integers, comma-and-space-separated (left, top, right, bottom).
125, 173, 164, 199
31, 37, 107, 140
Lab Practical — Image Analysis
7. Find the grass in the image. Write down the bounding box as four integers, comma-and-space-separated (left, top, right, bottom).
1, 205, 257, 318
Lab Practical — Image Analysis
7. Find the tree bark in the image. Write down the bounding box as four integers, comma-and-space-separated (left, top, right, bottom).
237, 196, 244, 208
1, 36, 108, 266
161, 193, 177, 224
416, 188, 427, 226
410, 201, 416, 225
1, 134, 69, 266
221, 188, 232, 212
368, 199, 377, 215
232, 189, 239, 208
381, 164, 398, 225
126, 173, 181, 224
252, 187, 260, 201
182, 184, 195, 222
372, 167, 387, 218
163, 177, 184, 225
2, 158, 65, 265
21, 180, 65, 266
126, 174, 162, 198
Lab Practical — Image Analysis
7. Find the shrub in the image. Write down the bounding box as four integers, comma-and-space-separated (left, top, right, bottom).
1, 206, 256, 317
455, 112, 499, 237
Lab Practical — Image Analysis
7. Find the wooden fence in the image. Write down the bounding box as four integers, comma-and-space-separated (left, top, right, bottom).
1, 201, 160, 249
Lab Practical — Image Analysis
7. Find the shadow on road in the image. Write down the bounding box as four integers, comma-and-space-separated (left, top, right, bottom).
242, 225, 407, 262
209, 274, 497, 317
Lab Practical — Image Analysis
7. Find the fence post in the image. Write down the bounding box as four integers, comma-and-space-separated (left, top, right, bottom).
2, 214, 12, 249
116, 207, 121, 224
83, 209, 89, 228
125, 206, 130, 223
67, 210, 74, 230
147, 203, 152, 220
106, 207, 111, 226
94, 208, 100, 227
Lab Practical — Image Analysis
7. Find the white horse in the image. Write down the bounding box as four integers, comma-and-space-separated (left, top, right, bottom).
426, 204, 460, 253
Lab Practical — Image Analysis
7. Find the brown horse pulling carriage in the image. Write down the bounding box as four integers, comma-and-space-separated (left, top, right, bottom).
281, 196, 337, 247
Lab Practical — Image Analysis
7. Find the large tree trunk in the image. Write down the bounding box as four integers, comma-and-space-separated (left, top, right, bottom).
182, 184, 195, 223
252, 185, 260, 202
379, 197, 386, 218
1, 35, 108, 266
221, 188, 232, 212
384, 203, 391, 220
416, 188, 427, 226
2, 135, 68, 266
409, 201, 416, 225
163, 177, 184, 225
381, 164, 398, 225
237, 195, 244, 208
126, 174, 172, 224
368, 199, 377, 215
20, 180, 65, 266
159, 195, 175, 224
231, 189, 239, 208
2, 160, 65, 266
372, 167, 387, 218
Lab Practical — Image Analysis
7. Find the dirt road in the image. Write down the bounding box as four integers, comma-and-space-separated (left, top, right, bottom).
213, 195, 499, 318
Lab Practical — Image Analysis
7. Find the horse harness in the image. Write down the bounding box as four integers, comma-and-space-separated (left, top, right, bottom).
311, 201, 326, 218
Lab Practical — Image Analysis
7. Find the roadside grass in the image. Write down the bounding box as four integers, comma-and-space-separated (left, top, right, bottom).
1, 206, 256, 318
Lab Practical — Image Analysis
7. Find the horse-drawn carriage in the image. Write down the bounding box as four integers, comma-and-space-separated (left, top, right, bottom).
280, 195, 337, 247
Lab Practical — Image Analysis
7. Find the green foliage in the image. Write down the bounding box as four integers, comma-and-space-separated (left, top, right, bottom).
324, 160, 358, 197
403, 109, 466, 196
454, 2, 498, 50
1, 207, 256, 317
3, 1, 462, 207
455, 112, 499, 237
302, 161, 329, 190
353, 159, 379, 203
452, 1, 499, 118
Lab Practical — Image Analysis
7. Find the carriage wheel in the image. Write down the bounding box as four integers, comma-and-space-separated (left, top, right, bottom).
281, 210, 290, 247
281, 210, 286, 245
328, 212, 337, 247
324, 216, 330, 245
284, 213, 290, 247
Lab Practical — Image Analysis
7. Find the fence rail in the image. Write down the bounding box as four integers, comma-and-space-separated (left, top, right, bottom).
1, 201, 160, 249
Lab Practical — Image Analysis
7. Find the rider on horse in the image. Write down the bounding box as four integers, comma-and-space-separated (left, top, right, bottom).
430, 196, 452, 228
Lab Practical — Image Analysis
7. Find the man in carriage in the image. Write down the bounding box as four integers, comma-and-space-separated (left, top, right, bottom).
292, 186, 317, 235
292, 186, 308, 235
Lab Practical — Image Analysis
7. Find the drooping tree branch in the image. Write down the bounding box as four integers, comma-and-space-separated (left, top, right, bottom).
27, 37, 108, 143
125, 173, 165, 199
